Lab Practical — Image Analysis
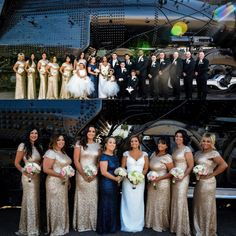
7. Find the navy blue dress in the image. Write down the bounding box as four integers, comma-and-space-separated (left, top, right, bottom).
96, 153, 120, 234
88, 63, 98, 98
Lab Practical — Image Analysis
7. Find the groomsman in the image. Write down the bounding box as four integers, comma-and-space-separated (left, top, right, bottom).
182, 51, 196, 100
124, 54, 135, 75
135, 49, 149, 98
194, 51, 209, 100
109, 53, 120, 75
169, 51, 183, 100
116, 62, 128, 99
147, 54, 159, 98
156, 52, 170, 100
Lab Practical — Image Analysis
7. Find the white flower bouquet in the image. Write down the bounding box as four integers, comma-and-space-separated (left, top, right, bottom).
94, 68, 100, 73
128, 171, 145, 189
101, 69, 108, 78
170, 167, 184, 183
23, 162, 41, 182
83, 165, 98, 177
147, 171, 159, 189
17, 68, 25, 74
193, 164, 208, 180
28, 67, 35, 74
61, 165, 75, 178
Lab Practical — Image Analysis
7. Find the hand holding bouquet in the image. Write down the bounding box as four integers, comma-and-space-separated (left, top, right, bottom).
170, 167, 184, 183
23, 162, 41, 182
114, 167, 127, 183
193, 164, 208, 180
147, 171, 159, 189
60, 165, 75, 184
128, 171, 145, 189
83, 165, 98, 177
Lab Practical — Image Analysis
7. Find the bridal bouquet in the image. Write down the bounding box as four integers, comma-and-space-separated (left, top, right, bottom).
193, 164, 208, 180
23, 162, 41, 182
114, 167, 127, 183
147, 171, 159, 190
128, 171, 145, 189
28, 67, 35, 74
94, 68, 100, 73
170, 167, 184, 183
101, 69, 108, 78
83, 165, 98, 177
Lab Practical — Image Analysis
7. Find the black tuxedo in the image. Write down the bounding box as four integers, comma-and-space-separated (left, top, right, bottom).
155, 58, 170, 99
109, 59, 120, 75
195, 58, 209, 100
147, 60, 159, 98
126, 76, 139, 100
135, 56, 149, 97
183, 57, 195, 99
116, 67, 128, 98
125, 60, 135, 75
169, 58, 183, 99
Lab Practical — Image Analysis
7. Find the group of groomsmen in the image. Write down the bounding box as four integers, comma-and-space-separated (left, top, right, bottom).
111, 49, 209, 100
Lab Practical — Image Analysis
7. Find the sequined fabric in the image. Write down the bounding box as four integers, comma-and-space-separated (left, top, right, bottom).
170, 146, 191, 236
73, 142, 100, 232
44, 149, 71, 236
17, 143, 41, 236
38, 59, 48, 99
193, 150, 219, 236
145, 153, 172, 232
60, 62, 73, 99
46, 63, 59, 99
15, 61, 26, 99
27, 61, 37, 99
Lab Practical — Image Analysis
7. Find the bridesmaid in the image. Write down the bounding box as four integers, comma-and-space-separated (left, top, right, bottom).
59, 55, 73, 99
96, 137, 121, 234
193, 133, 228, 236
73, 125, 101, 232
25, 53, 37, 99
74, 51, 87, 70
120, 135, 149, 232
14, 126, 43, 236
87, 56, 99, 98
46, 55, 60, 99
37, 52, 49, 99
43, 134, 72, 236
145, 136, 174, 232
170, 129, 194, 236
13, 52, 26, 99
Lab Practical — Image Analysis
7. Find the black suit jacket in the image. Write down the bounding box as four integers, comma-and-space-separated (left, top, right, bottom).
183, 58, 196, 77
148, 61, 159, 78
169, 58, 183, 78
195, 58, 209, 77
116, 67, 128, 86
157, 58, 170, 72
135, 56, 148, 77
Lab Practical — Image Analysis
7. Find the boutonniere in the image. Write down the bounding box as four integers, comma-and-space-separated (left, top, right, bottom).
140, 58, 144, 62
123, 68, 127, 73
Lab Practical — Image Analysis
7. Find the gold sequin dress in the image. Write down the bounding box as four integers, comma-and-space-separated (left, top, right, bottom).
17, 143, 41, 236
46, 63, 59, 99
15, 61, 26, 99
27, 60, 37, 99
145, 153, 172, 232
170, 146, 191, 236
73, 142, 100, 232
38, 59, 48, 99
44, 149, 72, 236
60, 62, 73, 99
193, 150, 219, 236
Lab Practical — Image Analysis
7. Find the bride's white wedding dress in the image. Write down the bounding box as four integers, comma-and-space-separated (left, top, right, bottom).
120, 151, 147, 232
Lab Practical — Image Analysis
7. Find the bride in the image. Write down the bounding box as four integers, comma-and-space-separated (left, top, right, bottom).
120, 135, 149, 232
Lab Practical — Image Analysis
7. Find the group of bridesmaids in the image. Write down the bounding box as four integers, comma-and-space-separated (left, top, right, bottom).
13, 52, 96, 100
14, 126, 228, 236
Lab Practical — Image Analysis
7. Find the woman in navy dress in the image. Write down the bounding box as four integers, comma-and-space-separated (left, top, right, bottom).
87, 56, 99, 98
96, 136, 121, 234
